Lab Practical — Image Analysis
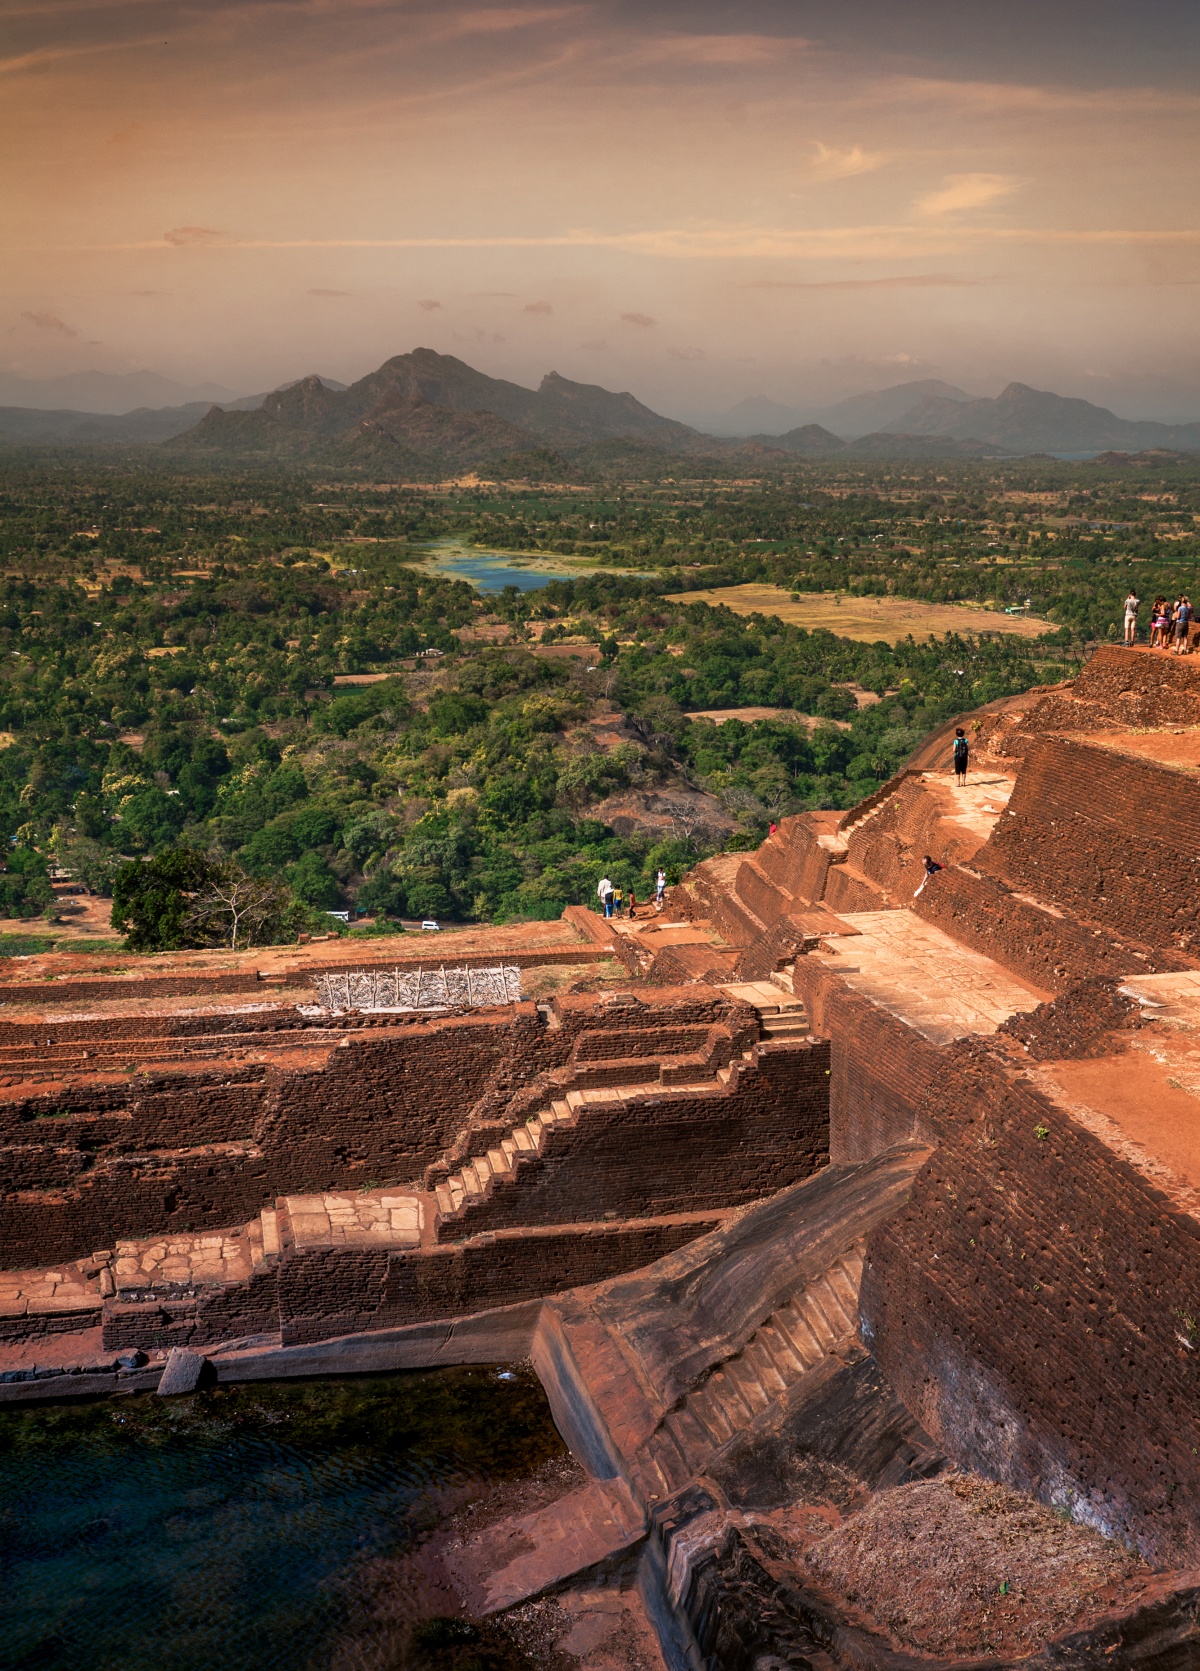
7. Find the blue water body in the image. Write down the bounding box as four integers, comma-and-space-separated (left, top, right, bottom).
0, 1368, 562, 1671
427, 549, 580, 593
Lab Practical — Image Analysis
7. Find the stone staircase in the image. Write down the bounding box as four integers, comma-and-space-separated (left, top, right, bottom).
431, 1038, 750, 1234
719, 980, 810, 1042
638, 1246, 865, 1496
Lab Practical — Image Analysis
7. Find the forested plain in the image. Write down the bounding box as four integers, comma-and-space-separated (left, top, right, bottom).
0, 450, 1194, 949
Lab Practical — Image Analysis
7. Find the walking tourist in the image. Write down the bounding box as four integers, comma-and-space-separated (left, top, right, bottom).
627, 888, 637, 918
914, 854, 943, 898
1174, 596, 1193, 655
597, 875, 614, 917
655, 869, 667, 910
952, 727, 969, 786
612, 884, 623, 917
1124, 589, 1140, 645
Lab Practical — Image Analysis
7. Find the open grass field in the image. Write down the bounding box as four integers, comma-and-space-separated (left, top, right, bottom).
685, 706, 851, 731
665, 584, 1056, 644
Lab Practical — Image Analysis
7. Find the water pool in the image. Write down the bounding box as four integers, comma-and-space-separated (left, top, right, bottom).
423, 548, 581, 594
0, 1367, 565, 1671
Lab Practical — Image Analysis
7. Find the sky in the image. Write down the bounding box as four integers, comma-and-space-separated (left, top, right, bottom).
4, 0, 1200, 420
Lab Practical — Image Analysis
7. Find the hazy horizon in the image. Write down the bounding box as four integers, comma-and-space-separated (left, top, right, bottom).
5, 0, 1200, 423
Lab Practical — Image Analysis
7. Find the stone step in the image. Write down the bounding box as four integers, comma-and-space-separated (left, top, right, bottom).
796, 1287, 840, 1351
808, 1274, 854, 1338
776, 1301, 824, 1366
645, 1251, 867, 1487
760, 1014, 809, 1035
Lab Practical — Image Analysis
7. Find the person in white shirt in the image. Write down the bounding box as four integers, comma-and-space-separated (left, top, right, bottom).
655, 869, 666, 910
1124, 590, 1140, 646
597, 876, 614, 918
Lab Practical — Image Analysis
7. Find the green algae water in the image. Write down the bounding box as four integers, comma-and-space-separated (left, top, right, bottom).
0, 1367, 565, 1671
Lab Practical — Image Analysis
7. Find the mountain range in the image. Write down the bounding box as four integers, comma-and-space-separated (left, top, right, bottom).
1, 353, 1198, 465
870, 381, 1200, 454
169, 350, 706, 469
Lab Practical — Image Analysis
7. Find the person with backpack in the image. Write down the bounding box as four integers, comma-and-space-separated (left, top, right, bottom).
952, 727, 969, 786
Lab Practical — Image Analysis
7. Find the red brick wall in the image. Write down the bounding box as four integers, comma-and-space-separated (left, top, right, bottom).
912, 863, 1188, 993
436, 1040, 831, 1242
0, 1010, 535, 1264
979, 735, 1200, 954
101, 1215, 726, 1349
790, 955, 1200, 1565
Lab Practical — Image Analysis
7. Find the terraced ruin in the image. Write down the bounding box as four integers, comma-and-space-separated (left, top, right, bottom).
6, 644, 1200, 1667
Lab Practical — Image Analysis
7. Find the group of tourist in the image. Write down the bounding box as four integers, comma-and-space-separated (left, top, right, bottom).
1124, 591, 1194, 652
597, 871, 667, 919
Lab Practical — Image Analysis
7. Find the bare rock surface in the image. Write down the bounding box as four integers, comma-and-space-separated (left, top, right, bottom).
803, 1473, 1149, 1659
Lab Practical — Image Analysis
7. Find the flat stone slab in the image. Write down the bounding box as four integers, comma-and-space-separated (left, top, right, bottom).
156, 1347, 206, 1395
446, 1476, 645, 1614
828, 911, 1048, 1043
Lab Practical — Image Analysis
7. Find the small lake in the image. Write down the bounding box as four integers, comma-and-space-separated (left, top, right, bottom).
423, 546, 583, 594
0, 1367, 564, 1671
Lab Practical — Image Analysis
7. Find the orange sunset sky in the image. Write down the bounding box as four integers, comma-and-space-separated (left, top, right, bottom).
4, 0, 1200, 418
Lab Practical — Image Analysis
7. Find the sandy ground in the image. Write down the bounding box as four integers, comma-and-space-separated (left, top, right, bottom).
0, 890, 116, 946
665, 585, 1055, 643
1040, 1051, 1200, 1194
1080, 725, 1200, 774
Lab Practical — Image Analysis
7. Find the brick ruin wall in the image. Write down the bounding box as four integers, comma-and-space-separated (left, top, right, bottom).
0, 1008, 534, 1265
790, 957, 1200, 1567
103, 1217, 726, 1352
3, 989, 832, 1356
978, 734, 1200, 956
434, 1039, 830, 1242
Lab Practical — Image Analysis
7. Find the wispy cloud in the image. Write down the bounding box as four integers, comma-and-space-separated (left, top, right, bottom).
164, 225, 227, 245
808, 141, 885, 181
742, 274, 982, 290
620, 310, 656, 325
668, 345, 705, 360
308, 286, 351, 295
450, 7, 583, 37
915, 173, 1019, 216
524, 299, 552, 313
50, 224, 1200, 264
417, 297, 441, 310
21, 311, 78, 336
626, 31, 808, 69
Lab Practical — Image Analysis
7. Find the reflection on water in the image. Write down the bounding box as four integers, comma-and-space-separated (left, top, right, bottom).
0, 1367, 563, 1671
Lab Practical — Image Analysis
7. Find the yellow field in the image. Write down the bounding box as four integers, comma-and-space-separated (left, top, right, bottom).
664, 585, 1054, 644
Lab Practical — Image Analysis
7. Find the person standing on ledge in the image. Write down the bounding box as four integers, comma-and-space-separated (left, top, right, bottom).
1123, 589, 1140, 646
1173, 595, 1193, 655
655, 869, 667, 911
953, 727, 969, 786
597, 875, 614, 917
